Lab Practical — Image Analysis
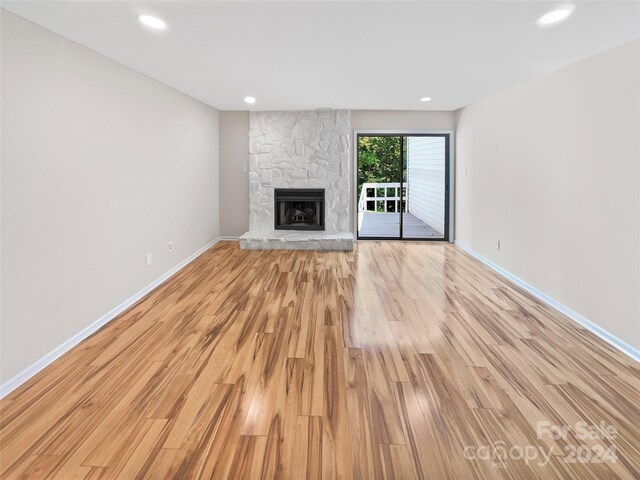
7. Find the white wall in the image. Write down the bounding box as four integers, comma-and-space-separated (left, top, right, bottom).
220, 111, 250, 237
350, 110, 456, 132
456, 39, 640, 351
407, 137, 446, 233
1, 12, 220, 383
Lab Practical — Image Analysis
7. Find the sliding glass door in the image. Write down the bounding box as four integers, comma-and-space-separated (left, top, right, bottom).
356, 133, 449, 241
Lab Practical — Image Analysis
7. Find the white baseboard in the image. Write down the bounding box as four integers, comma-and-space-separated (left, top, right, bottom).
455, 241, 640, 363
217, 235, 239, 241
0, 237, 223, 398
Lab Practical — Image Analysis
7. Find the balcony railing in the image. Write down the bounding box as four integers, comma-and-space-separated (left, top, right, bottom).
358, 182, 406, 213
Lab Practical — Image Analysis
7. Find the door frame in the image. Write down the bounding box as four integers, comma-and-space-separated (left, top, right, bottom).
352, 129, 455, 243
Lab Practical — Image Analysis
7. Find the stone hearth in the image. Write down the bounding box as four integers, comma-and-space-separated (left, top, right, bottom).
239, 231, 353, 251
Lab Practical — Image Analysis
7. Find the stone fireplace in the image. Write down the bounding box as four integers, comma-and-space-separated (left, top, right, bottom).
239, 109, 353, 250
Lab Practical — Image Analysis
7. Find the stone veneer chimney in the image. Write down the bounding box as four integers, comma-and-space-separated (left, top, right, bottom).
240, 109, 353, 250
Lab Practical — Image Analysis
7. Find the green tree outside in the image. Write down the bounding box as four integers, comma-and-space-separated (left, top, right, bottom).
357, 136, 407, 212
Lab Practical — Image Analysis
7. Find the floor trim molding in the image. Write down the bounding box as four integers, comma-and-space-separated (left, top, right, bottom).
0, 237, 222, 398
455, 241, 640, 363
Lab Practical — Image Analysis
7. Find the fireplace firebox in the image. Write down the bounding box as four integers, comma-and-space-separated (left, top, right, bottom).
274, 188, 325, 231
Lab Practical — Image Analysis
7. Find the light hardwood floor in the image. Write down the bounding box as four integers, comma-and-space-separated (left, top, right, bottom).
1, 241, 639, 479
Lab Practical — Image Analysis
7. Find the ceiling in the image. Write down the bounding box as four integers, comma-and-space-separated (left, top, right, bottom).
3, 1, 640, 111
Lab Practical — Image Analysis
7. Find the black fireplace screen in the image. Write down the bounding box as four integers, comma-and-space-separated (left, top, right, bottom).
274, 188, 325, 231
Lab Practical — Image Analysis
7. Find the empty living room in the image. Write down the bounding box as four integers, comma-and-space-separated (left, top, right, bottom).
1, 1, 639, 478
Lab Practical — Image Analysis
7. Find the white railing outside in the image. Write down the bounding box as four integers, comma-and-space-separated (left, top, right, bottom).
358, 182, 406, 213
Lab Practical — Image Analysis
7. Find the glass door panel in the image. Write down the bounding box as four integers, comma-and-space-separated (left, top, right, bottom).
402, 135, 447, 239
357, 135, 402, 239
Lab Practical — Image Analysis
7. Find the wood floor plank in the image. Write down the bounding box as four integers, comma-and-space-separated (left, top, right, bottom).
343, 347, 383, 480
1, 241, 639, 479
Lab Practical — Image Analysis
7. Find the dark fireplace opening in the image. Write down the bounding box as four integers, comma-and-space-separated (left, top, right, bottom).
274, 188, 325, 231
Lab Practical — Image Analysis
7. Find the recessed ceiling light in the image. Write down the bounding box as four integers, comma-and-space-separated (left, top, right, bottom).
137, 14, 167, 30
244, 96, 256, 104
537, 5, 575, 27
420, 97, 432, 102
